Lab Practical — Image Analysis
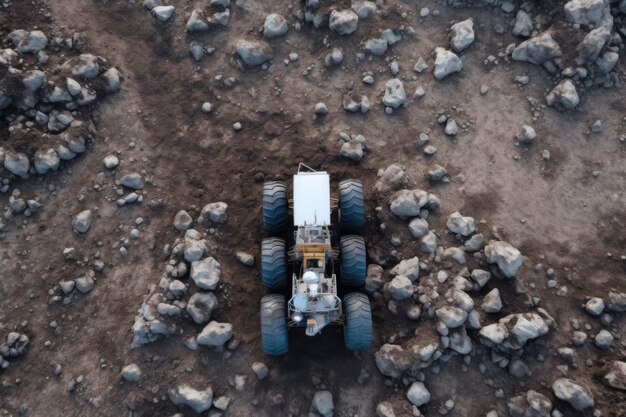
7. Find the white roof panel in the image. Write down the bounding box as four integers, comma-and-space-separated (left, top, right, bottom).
293, 172, 331, 226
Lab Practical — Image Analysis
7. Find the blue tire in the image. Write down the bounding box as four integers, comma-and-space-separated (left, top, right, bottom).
261, 294, 289, 356
343, 293, 372, 351
263, 181, 288, 234
261, 238, 287, 290
340, 235, 366, 287
339, 179, 365, 231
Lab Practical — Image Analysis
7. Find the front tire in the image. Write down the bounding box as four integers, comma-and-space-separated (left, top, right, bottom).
263, 181, 288, 234
261, 294, 289, 356
338, 179, 365, 231
343, 293, 372, 351
340, 235, 366, 286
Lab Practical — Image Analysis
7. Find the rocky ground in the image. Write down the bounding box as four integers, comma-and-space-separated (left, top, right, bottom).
0, 0, 625, 416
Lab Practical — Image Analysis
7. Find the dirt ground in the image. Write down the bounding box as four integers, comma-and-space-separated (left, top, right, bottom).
0, 0, 624, 416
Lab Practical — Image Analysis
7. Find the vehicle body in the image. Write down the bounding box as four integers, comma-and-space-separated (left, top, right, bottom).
259, 164, 372, 355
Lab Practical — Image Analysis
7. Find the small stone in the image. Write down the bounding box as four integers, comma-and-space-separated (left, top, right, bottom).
252, 362, 269, 379
121, 364, 142, 382
72, 210, 92, 234
407, 382, 431, 406
103, 155, 119, 169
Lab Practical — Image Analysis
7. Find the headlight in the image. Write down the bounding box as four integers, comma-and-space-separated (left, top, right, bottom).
292, 311, 304, 322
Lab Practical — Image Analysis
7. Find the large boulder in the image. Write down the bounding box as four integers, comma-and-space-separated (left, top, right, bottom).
564, 0, 613, 30
446, 212, 475, 236
407, 382, 431, 406
329, 9, 358, 35
546, 80, 579, 110
390, 189, 428, 217
382, 78, 407, 109
552, 378, 594, 410
512, 33, 561, 65
433, 47, 463, 80
603, 361, 626, 391
484, 240, 522, 278
312, 391, 334, 417
197, 321, 233, 348
389, 275, 414, 301
186, 292, 218, 324
190, 257, 221, 290
17, 30, 48, 54
169, 385, 213, 413
235, 39, 273, 67
450, 18, 474, 52
263, 14, 288, 38
375, 344, 411, 378
576, 27, 611, 65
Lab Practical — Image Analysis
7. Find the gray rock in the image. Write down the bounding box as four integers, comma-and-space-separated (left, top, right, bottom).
471, 269, 491, 287
236, 251, 255, 266
351, 1, 377, 19
407, 382, 431, 406
434, 47, 463, 80
408, 218, 429, 239
505, 313, 549, 345
552, 378, 594, 410
517, 125, 536, 144
143, 0, 161, 10
120, 173, 144, 189
365, 264, 384, 293
484, 240, 522, 278
608, 290, 626, 312
375, 164, 409, 192
152, 5, 174, 22
340, 141, 364, 161
376, 402, 396, 417
596, 51, 618, 74
329, 9, 358, 35
59, 280, 75, 294
446, 212, 475, 236
168, 280, 186, 298
564, 0, 612, 30
480, 323, 509, 344
374, 343, 411, 378
184, 229, 207, 262
576, 27, 611, 65
197, 321, 233, 348
435, 306, 467, 328
420, 231, 437, 253
121, 364, 142, 382
546, 80, 579, 109
603, 361, 626, 391
103, 67, 121, 93
169, 385, 213, 413
252, 361, 269, 379
312, 391, 334, 417
382, 79, 406, 109
22, 70, 45, 91
65, 54, 101, 78
186, 9, 209, 32
450, 18, 475, 52
18, 31, 48, 54
584, 297, 605, 316
72, 210, 93, 234
198, 202, 228, 224
213, 9, 230, 27
594, 329, 614, 349
507, 390, 552, 417
103, 155, 119, 169
264, 14, 288, 38
512, 33, 562, 65
513, 10, 533, 37
186, 292, 218, 324
389, 275, 414, 301
34, 148, 60, 174
464, 234, 485, 252
75, 275, 95, 293
4, 152, 30, 178
482, 288, 503, 313
390, 189, 428, 217
174, 210, 193, 231
235, 39, 273, 67
314, 102, 328, 115
390, 257, 420, 281
449, 327, 473, 354
190, 257, 221, 290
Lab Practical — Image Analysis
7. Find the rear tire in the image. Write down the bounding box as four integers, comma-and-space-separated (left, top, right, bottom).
261, 294, 289, 356
261, 238, 287, 290
340, 235, 366, 287
339, 179, 365, 231
343, 293, 372, 351
263, 181, 288, 234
